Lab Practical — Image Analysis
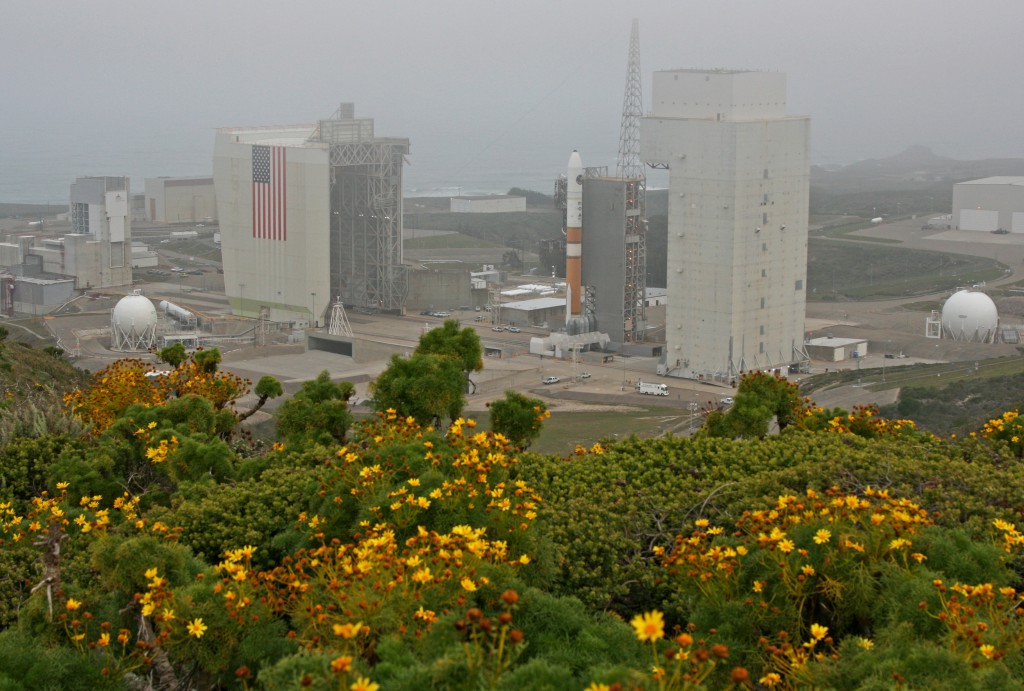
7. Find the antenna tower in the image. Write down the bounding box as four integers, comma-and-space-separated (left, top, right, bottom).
616, 19, 644, 179
328, 297, 354, 337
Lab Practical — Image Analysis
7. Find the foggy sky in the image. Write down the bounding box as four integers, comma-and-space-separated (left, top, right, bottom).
2, 0, 1022, 202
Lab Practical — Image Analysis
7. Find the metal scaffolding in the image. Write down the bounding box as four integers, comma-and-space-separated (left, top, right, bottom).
313, 105, 410, 313
623, 178, 646, 342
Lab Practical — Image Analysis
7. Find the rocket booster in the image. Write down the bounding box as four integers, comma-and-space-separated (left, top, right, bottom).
566, 150, 583, 316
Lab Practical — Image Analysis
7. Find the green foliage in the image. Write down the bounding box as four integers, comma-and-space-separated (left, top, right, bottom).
158, 342, 186, 367
154, 462, 321, 568
417, 318, 484, 374
371, 353, 466, 427
14, 346, 1024, 688
0, 630, 119, 690
41, 345, 63, 359
0, 435, 83, 507
701, 371, 803, 439
0, 390, 85, 446
488, 390, 549, 449
191, 347, 221, 373
275, 370, 353, 447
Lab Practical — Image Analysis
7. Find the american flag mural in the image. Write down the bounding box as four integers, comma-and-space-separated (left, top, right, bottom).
252, 145, 287, 240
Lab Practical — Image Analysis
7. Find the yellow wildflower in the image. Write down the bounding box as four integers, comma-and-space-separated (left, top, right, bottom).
186, 618, 208, 638
630, 610, 665, 642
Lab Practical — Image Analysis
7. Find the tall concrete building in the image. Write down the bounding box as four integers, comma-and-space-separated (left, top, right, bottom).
642, 70, 809, 380
214, 104, 409, 324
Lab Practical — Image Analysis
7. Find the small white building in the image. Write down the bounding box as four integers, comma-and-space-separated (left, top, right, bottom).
805, 336, 868, 362
450, 195, 526, 213
952, 177, 1024, 232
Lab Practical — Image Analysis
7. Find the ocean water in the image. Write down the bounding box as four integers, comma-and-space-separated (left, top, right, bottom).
0, 131, 577, 206
0, 122, 671, 206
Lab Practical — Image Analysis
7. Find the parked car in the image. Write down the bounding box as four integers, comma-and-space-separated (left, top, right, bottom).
580, 372, 591, 379
507, 326, 521, 333
719, 397, 734, 408
542, 376, 560, 385
491, 326, 504, 332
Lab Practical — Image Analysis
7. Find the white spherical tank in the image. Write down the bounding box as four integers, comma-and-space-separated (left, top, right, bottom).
111, 292, 158, 351
941, 290, 998, 343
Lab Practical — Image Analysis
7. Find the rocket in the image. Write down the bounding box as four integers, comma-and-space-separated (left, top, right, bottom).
566, 150, 583, 316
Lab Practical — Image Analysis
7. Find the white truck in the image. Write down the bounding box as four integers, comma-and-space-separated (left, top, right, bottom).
636, 381, 669, 396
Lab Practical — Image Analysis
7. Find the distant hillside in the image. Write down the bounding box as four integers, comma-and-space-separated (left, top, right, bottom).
810, 146, 1024, 217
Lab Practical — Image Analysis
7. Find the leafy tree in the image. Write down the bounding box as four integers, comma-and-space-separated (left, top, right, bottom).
192, 348, 221, 374
237, 375, 284, 423
158, 342, 186, 367
275, 370, 353, 447
371, 353, 466, 428
489, 390, 549, 449
415, 318, 483, 393
702, 371, 803, 439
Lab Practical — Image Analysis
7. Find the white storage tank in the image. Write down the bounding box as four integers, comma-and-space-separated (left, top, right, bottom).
111, 291, 158, 351
941, 289, 998, 343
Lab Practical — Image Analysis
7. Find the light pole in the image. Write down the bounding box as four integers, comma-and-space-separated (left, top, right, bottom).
310, 292, 317, 328
238, 283, 246, 317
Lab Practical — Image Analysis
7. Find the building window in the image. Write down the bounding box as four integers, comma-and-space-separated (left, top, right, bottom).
762, 269, 767, 277
760, 325, 765, 335
763, 212, 768, 224
762, 242, 767, 251
763, 168, 769, 179
759, 341, 765, 353
795, 279, 803, 290
760, 297, 765, 309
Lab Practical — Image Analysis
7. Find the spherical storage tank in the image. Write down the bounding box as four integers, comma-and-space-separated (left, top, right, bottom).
941, 289, 998, 343
111, 291, 158, 351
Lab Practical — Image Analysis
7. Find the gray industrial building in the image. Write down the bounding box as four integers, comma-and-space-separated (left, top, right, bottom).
144, 176, 218, 223
0, 177, 133, 315
581, 174, 647, 346
214, 104, 409, 324
643, 69, 810, 380
952, 177, 1024, 232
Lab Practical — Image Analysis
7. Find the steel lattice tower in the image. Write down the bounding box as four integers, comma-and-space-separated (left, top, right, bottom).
617, 19, 644, 179
617, 19, 647, 342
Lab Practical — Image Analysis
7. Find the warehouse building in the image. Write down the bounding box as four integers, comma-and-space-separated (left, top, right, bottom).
144, 177, 217, 224
952, 177, 1024, 233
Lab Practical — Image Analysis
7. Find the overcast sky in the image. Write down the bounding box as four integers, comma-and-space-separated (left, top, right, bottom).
2, 0, 1022, 202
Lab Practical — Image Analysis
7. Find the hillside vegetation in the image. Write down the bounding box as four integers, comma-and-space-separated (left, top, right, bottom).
4, 327, 1024, 689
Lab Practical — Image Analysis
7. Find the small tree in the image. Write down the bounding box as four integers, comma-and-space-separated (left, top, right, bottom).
275, 371, 354, 447
237, 376, 284, 423
416, 318, 483, 393
158, 343, 187, 367
371, 353, 466, 428
701, 371, 803, 439
489, 390, 549, 449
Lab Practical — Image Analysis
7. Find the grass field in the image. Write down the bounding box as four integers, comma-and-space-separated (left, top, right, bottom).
403, 233, 502, 250
527, 405, 698, 455
807, 241, 1006, 301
